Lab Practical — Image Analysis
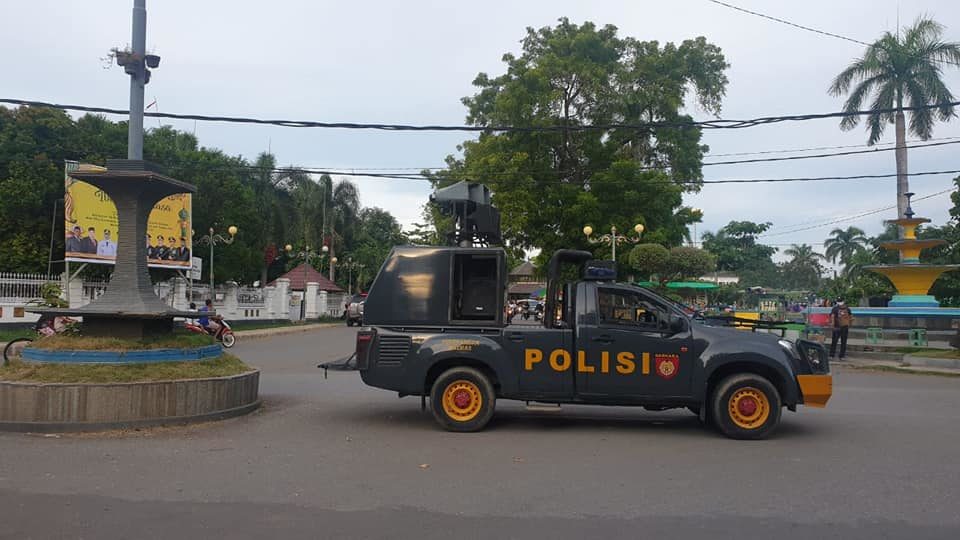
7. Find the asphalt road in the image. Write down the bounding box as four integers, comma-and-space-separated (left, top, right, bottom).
2, 325, 959, 539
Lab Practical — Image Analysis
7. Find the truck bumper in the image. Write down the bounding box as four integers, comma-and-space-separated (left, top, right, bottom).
797, 374, 832, 407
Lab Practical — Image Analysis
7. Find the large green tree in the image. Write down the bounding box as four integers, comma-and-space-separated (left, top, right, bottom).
0, 106, 403, 288
701, 221, 779, 287
344, 207, 408, 291
829, 17, 960, 219
429, 19, 728, 265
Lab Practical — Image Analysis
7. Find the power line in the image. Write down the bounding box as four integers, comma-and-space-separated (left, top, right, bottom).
706, 0, 960, 67
4, 97, 960, 133
700, 139, 960, 167
757, 187, 955, 238
134, 136, 960, 175
166, 161, 960, 186
706, 136, 960, 157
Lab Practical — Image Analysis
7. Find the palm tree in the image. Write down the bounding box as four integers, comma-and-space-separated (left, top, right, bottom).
828, 17, 960, 219
785, 244, 824, 269
824, 226, 869, 266
842, 249, 877, 280
784, 244, 825, 289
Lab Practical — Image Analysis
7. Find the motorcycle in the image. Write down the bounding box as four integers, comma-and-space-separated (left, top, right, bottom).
185, 316, 236, 348
3, 314, 78, 365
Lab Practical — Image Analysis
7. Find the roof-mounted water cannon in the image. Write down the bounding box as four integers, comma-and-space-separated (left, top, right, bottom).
430, 181, 502, 247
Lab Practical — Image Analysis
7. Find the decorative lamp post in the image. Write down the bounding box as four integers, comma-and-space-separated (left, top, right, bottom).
195, 225, 237, 299
341, 257, 366, 295
583, 223, 644, 261
284, 244, 329, 319
691, 208, 701, 247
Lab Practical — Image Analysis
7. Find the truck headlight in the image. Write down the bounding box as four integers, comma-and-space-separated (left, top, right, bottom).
778, 339, 799, 359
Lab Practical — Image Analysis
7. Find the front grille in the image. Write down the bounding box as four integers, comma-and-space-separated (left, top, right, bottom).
377, 335, 411, 366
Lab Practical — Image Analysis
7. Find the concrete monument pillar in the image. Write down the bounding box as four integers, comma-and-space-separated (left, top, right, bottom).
223, 281, 239, 318
274, 278, 290, 320
319, 290, 329, 318
305, 282, 319, 319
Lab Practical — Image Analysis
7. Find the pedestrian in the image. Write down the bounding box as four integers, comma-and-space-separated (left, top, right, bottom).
830, 298, 854, 359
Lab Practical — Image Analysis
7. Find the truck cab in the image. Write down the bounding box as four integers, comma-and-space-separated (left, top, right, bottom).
349, 246, 832, 440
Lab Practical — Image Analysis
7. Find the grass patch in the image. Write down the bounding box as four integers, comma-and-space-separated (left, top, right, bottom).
0, 328, 36, 342
0, 353, 251, 383
30, 332, 215, 351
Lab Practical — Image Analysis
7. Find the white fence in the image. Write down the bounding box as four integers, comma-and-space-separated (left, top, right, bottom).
0, 273, 55, 303
0, 271, 345, 324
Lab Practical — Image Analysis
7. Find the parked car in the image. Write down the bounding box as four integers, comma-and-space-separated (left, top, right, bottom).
345, 293, 367, 326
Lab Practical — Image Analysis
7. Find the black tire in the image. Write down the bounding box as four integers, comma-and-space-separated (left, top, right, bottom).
221, 332, 236, 348
3, 337, 34, 365
710, 373, 782, 440
346, 318, 354, 327
429, 366, 496, 432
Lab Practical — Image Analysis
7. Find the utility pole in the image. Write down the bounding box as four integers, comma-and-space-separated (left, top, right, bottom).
128, 0, 147, 160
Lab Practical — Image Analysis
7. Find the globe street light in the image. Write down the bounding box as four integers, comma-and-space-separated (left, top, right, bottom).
194, 225, 238, 299
285, 244, 329, 319
583, 223, 644, 261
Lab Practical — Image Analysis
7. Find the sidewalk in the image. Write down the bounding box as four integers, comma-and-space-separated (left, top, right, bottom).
836, 355, 960, 376
232, 322, 340, 340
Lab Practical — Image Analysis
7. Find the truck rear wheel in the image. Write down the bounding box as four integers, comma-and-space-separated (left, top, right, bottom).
430, 366, 495, 432
710, 374, 782, 440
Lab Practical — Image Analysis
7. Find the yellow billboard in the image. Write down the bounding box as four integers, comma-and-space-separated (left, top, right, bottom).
64, 161, 192, 269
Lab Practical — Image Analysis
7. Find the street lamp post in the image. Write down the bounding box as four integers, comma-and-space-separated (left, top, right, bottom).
691, 208, 701, 247
341, 257, 366, 295
284, 244, 330, 319
583, 224, 644, 261
195, 225, 237, 300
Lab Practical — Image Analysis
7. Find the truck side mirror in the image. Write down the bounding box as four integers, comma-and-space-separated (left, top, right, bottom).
669, 316, 688, 334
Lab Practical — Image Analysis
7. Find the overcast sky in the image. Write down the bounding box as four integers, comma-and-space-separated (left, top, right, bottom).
4, 0, 960, 261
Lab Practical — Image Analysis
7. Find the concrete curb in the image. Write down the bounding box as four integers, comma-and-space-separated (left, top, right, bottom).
902, 354, 960, 370
0, 369, 260, 432
0, 400, 262, 433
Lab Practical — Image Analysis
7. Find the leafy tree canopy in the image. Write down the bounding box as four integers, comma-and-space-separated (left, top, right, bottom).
701, 220, 778, 287
427, 18, 728, 266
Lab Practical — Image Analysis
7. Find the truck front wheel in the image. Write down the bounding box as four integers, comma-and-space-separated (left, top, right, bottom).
430, 367, 496, 432
710, 374, 782, 440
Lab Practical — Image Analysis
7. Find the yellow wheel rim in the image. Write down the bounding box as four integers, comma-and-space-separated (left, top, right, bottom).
728, 387, 770, 429
441, 380, 483, 422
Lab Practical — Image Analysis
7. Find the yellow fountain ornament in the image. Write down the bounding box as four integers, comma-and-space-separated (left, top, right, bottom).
865, 193, 960, 307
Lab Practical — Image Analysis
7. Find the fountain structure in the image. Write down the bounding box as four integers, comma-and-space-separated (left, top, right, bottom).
806, 193, 960, 348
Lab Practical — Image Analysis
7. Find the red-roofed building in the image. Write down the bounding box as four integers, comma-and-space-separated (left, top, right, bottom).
268, 263, 344, 292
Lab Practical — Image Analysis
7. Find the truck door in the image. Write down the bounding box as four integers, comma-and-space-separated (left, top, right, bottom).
502, 327, 573, 398
577, 286, 693, 399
